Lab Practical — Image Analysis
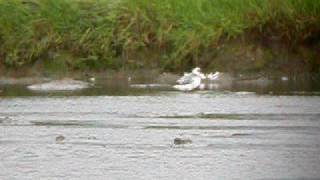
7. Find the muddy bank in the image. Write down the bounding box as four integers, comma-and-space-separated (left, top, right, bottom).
1, 40, 319, 81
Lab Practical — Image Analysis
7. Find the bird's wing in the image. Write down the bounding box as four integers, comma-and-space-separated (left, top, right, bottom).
176, 73, 195, 84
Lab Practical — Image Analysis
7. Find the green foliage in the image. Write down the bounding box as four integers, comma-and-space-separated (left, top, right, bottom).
0, 0, 319, 71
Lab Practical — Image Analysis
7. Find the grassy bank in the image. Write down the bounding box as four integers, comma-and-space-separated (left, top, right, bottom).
0, 0, 319, 74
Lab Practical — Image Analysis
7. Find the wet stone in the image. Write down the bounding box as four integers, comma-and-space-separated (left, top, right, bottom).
56, 135, 65, 143
87, 136, 97, 140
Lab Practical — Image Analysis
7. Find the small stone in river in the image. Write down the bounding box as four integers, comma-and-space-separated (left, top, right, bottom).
56, 135, 65, 143
174, 138, 192, 145
87, 136, 97, 140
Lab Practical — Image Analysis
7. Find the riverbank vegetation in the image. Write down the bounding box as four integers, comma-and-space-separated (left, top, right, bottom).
0, 0, 319, 74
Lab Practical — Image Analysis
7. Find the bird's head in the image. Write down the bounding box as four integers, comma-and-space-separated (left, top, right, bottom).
192, 67, 201, 75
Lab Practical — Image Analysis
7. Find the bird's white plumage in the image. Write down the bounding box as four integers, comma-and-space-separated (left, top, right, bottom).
173, 76, 202, 91
174, 68, 223, 91
176, 72, 194, 85
174, 67, 204, 91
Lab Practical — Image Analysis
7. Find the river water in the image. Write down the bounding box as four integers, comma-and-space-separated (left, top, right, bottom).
1, 80, 320, 179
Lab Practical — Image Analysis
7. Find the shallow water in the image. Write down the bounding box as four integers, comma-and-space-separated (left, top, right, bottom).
1, 80, 320, 179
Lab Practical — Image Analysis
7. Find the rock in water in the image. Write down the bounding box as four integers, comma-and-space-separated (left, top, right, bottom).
56, 135, 65, 143
27, 79, 90, 91
174, 138, 192, 145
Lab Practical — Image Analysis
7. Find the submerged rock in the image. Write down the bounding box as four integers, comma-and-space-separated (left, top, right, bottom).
56, 135, 66, 143
27, 79, 90, 91
174, 138, 192, 145
55, 135, 65, 143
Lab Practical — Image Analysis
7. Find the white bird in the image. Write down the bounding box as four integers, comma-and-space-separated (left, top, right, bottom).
173, 67, 206, 91
176, 67, 206, 84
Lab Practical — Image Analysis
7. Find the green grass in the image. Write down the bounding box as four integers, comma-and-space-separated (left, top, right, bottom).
0, 0, 319, 72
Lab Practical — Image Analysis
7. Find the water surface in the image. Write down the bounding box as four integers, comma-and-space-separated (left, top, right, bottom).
0, 80, 320, 179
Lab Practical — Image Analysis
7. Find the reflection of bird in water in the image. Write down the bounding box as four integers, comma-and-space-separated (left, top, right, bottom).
173, 67, 206, 91
207, 71, 221, 81
206, 71, 221, 90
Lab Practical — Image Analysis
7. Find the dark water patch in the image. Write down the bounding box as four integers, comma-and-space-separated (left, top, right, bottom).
157, 113, 240, 119
31, 120, 97, 127
230, 133, 252, 137
206, 143, 320, 150
30, 120, 129, 129
202, 134, 253, 139
0, 111, 122, 117
79, 136, 98, 140
269, 91, 320, 96
145, 125, 320, 131
157, 113, 320, 121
